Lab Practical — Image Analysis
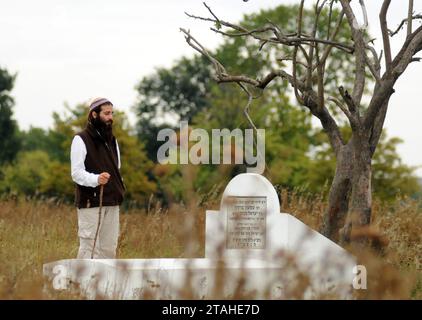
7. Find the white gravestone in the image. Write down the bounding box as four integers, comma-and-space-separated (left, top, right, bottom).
206, 173, 356, 295
43, 173, 356, 299
206, 173, 282, 260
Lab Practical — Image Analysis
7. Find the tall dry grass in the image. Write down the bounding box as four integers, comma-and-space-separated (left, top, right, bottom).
0, 187, 420, 299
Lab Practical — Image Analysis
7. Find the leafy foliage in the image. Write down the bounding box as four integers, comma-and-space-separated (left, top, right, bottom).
0, 67, 20, 165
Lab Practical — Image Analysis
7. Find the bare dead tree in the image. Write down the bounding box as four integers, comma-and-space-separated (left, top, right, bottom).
181, 1, 422, 245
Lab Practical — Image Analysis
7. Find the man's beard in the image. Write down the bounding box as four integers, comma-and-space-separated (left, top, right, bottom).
92, 117, 113, 143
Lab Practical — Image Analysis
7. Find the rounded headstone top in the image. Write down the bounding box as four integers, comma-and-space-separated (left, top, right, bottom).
220, 173, 280, 216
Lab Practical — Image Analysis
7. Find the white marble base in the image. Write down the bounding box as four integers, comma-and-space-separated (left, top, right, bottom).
43, 255, 353, 299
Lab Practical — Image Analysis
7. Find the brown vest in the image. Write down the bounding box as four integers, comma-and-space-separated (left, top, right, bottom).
74, 124, 125, 208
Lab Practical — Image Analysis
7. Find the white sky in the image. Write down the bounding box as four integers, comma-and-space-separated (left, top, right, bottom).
1, 0, 422, 175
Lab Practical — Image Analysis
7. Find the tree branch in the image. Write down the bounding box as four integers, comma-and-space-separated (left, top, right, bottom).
380, 0, 392, 71
408, 0, 414, 36
238, 82, 258, 133
388, 14, 422, 37
339, 86, 358, 115
293, 0, 306, 105
328, 96, 352, 119
339, 0, 366, 107
306, 1, 318, 88
365, 45, 381, 82
278, 70, 345, 153
359, 0, 369, 29
185, 2, 354, 54
327, 0, 334, 41
316, 10, 345, 73
182, 2, 351, 155
315, 44, 325, 110
180, 28, 227, 77
309, 99, 345, 155
237, 82, 270, 174
368, 98, 390, 157
391, 25, 422, 76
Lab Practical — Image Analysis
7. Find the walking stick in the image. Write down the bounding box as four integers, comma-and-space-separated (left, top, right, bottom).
91, 184, 104, 259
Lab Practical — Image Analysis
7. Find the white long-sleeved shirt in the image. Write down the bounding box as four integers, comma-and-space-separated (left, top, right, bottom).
70, 135, 121, 187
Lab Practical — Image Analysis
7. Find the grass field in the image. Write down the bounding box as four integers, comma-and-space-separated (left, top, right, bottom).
0, 190, 420, 299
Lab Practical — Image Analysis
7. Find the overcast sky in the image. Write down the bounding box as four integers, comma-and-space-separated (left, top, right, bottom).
1, 0, 422, 175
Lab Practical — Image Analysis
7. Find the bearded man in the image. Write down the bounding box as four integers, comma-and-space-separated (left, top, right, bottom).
70, 97, 125, 259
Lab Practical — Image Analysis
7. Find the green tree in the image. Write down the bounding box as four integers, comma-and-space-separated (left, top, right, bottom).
371, 135, 420, 202
0, 149, 74, 201
0, 150, 52, 196
134, 55, 212, 160
0, 67, 20, 165
306, 128, 420, 202
19, 127, 51, 153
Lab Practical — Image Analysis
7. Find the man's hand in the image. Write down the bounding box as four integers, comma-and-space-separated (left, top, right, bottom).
98, 172, 110, 185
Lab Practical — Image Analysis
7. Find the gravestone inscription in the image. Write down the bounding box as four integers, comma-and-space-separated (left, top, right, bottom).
226, 196, 266, 249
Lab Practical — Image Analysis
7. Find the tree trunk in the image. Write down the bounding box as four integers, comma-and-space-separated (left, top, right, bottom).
322, 135, 373, 245
339, 138, 372, 245
320, 144, 353, 241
